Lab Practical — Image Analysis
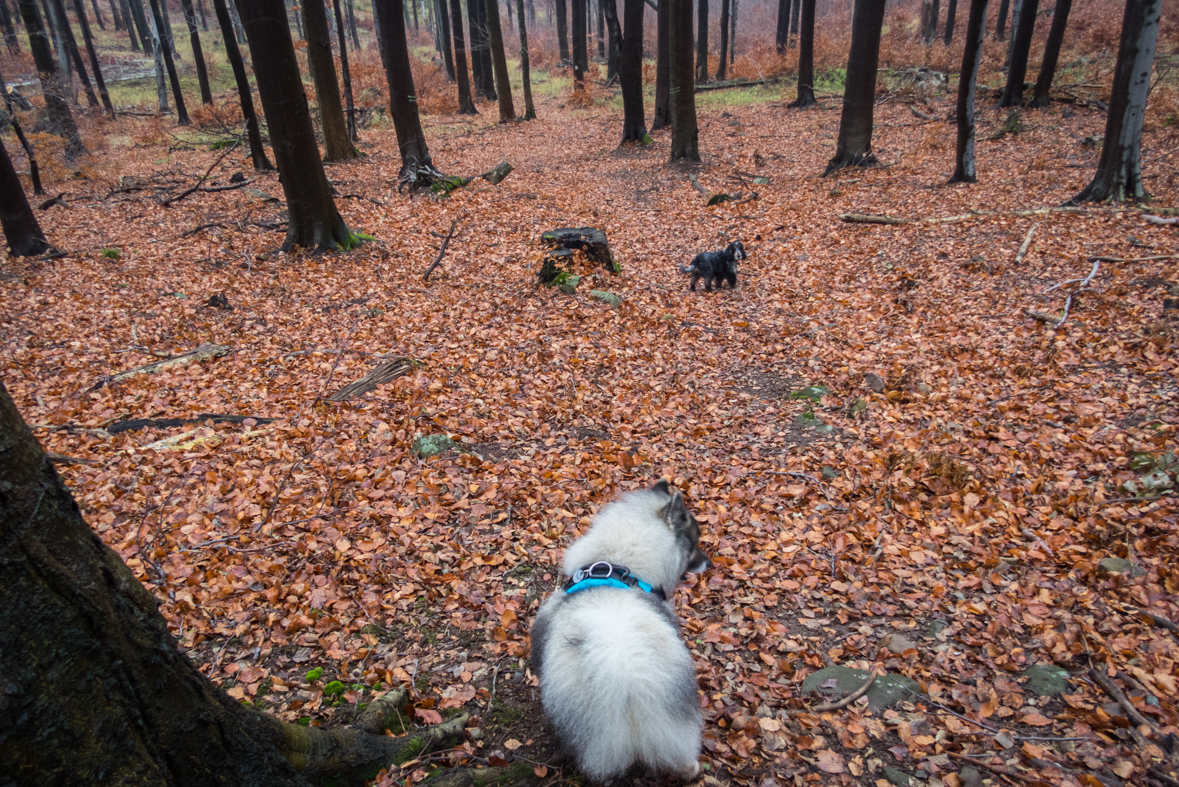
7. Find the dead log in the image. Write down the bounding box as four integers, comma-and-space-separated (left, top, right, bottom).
327, 358, 423, 401
94, 344, 231, 390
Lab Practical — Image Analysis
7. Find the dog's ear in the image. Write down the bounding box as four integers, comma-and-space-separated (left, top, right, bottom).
661, 490, 692, 532
652, 479, 672, 496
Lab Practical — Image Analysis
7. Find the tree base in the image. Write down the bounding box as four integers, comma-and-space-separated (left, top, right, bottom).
822, 151, 878, 177
790, 92, 817, 109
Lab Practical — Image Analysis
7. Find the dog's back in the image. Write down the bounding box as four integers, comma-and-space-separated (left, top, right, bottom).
531, 482, 709, 783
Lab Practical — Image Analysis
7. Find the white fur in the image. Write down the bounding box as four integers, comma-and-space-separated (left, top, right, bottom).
531, 487, 704, 783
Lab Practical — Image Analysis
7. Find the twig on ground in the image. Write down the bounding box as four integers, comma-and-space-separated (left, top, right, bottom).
812, 670, 877, 712
947, 753, 1043, 785
423, 219, 459, 281
1089, 668, 1166, 742
1089, 254, 1179, 263
161, 137, 242, 207
1013, 223, 1039, 265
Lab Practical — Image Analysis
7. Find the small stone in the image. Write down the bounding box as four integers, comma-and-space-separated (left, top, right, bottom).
1099, 557, 1146, 577
883, 766, 912, 787
864, 373, 886, 393
958, 766, 984, 787
880, 633, 918, 654
559, 274, 581, 294
589, 290, 621, 308
1023, 664, 1071, 696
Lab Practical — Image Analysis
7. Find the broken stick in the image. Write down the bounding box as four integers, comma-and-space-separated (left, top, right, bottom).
811, 670, 878, 712
423, 219, 458, 281
1013, 223, 1039, 265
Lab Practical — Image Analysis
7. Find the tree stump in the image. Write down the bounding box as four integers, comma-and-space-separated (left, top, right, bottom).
538, 227, 619, 284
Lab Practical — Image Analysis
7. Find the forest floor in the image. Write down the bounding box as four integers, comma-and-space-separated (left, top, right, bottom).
3, 81, 1179, 787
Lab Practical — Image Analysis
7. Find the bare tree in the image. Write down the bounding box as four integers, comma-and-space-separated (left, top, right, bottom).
71, 0, 116, 115
304, 0, 358, 159
1029, 0, 1072, 108
211, 0, 272, 170
789, 0, 815, 108
485, 0, 515, 121
823, 0, 886, 175
515, 0, 535, 118
14, 0, 85, 156
949, 0, 988, 183
996, 0, 1037, 106
0, 137, 51, 256
179, 0, 214, 105
668, 0, 698, 161
451, 0, 478, 113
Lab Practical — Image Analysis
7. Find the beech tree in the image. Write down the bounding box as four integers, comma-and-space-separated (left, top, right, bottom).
651, 0, 669, 129
0, 138, 51, 257
485, 0, 515, 121
996, 0, 1038, 106
555, 0, 568, 62
949, 0, 988, 183
612, 0, 645, 143
667, 0, 698, 161
14, 0, 85, 157
823, 0, 886, 175
1070, 0, 1162, 203
178, 0, 213, 104
304, 0, 358, 159
789, 0, 815, 108
514, 0, 535, 119
695, 0, 707, 83
571, 0, 586, 89
775, 0, 788, 53
239, 0, 352, 249
717, 0, 728, 79
1029, 0, 1072, 108
148, 0, 190, 124
451, 0, 477, 113
211, 0, 272, 170
374, 0, 443, 187
71, 0, 116, 115
50, 0, 100, 111
943, 0, 957, 44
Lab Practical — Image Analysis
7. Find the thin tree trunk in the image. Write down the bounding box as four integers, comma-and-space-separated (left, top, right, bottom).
44, 0, 77, 103
994, 0, 1008, 39
571, 0, 585, 88
555, 0, 568, 61
196, 0, 207, 29
412, 0, 417, 28
790, 0, 814, 107
1, 0, 19, 54
695, 0, 706, 83
823, 0, 886, 175
151, 10, 168, 110
347, 0, 358, 47
0, 63, 45, 194
1029, 0, 1070, 108
332, 0, 357, 140
943, 0, 956, 44
0, 137, 51, 255
1070, 0, 1161, 203
89, 0, 105, 27
451, 0, 477, 112
159, 0, 180, 58
717, 0, 727, 78
788, 0, 797, 36
16, 0, 85, 155
667, 0, 697, 161
514, 0, 534, 118
604, 0, 618, 78
949, 0, 987, 182
373, 0, 439, 187
211, 0, 272, 170
107, 0, 125, 30
651, 0, 668, 129
126, 0, 153, 49
436, 0, 455, 80
595, 0, 602, 56
775, 0, 787, 52
119, 0, 142, 48
147, 0, 189, 122
616, 0, 645, 142
179, 0, 213, 104
997, 0, 1036, 106
729, 0, 736, 63
303, 0, 356, 158
485, 0, 514, 120
71, 0, 116, 115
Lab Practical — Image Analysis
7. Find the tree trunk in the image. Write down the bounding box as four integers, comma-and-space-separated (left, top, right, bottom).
179, 0, 213, 104
2, 0, 21, 53
159, 0, 180, 59
0, 64, 45, 194
616, 0, 644, 141
108, 0, 125, 31
469, 0, 495, 98
239, 0, 352, 249
126, 0, 153, 49
996, 0, 1037, 106
196, 0, 208, 29
51, 0, 100, 110
994, 0, 1008, 39
374, 0, 441, 187
717, 0, 727, 78
347, 0, 358, 47
774, 0, 787, 53
0, 138, 51, 256
119, 0, 141, 48
412, 0, 418, 27
729, 0, 736, 62
823, 0, 885, 175
89, 0, 105, 28
694, 0, 706, 83
949, 0, 987, 183
211, 0, 272, 170
789, 0, 814, 107
303, 0, 357, 159
148, 0, 189, 123
72, 0, 116, 115
920, 0, 934, 43
667, 0, 697, 161
1070, 0, 1161, 203
451, 0, 477, 112
651, 0, 668, 128
1029, 0, 1071, 108
515, 0, 534, 118
485, 0, 514, 120
332, 0, 357, 140
604, 0, 618, 78
152, 11, 168, 110
15, 0, 85, 156
943, 0, 956, 44
595, 0, 603, 56
437, 0, 455, 80
555, 0, 568, 62
571, 0, 585, 88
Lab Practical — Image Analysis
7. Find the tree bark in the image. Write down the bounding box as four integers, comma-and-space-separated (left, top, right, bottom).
729, 0, 736, 62
303, 0, 357, 159
1070, 0, 1161, 203
108, 0, 125, 29
469, 0, 495, 98
89, 0, 105, 27
789, 0, 814, 107
651, 0, 669, 129
667, 0, 698, 161
996, 0, 1037, 106
436, 0, 455, 80
717, 0, 728, 79
451, 0, 477, 112
775, 0, 787, 53
211, 0, 272, 170
126, 0, 153, 49
72, 0, 116, 115
1029, 0, 1071, 108
148, 0, 189, 123
347, 0, 358, 47
239, 0, 352, 249
823, 0, 885, 175
179, 0, 213, 105
0, 138, 51, 256
1, 0, 21, 53
485, 0, 515, 120
695, 0, 706, 83
615, 0, 645, 143
51, 0, 100, 110
515, 0, 535, 118
949, 0, 987, 183
943, 0, 956, 44
555, 0, 568, 62
994, 0, 1008, 39
604, 0, 618, 78
571, 0, 586, 88
332, 0, 357, 140
374, 0, 441, 187
15, 0, 85, 157
0, 63, 45, 195
119, 0, 142, 49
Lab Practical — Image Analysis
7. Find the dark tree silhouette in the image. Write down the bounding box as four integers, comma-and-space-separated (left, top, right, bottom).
789, 0, 815, 108
695, 0, 707, 83
943, 0, 957, 44
1070, 0, 1161, 203
717, 0, 728, 79
179, 0, 213, 105
50, 0, 100, 110
239, 0, 352, 249
436, 0, 456, 80
949, 0, 988, 183
1, 0, 20, 54
469, 0, 496, 99
515, 0, 535, 119
147, 0, 190, 124
651, 0, 669, 129
374, 0, 442, 187
211, 0, 272, 170
667, 0, 698, 161
15, 0, 85, 157
556, 0, 569, 62
451, 0, 478, 113
995, 0, 1009, 39
304, 0, 357, 159
615, 0, 646, 143
571, 0, 587, 89
332, 0, 357, 141
997, 0, 1038, 106
823, 0, 886, 175
0, 138, 51, 257
1029, 0, 1072, 108
485, 0, 515, 121
775, 0, 788, 53
71, 0, 116, 115
0, 63, 45, 195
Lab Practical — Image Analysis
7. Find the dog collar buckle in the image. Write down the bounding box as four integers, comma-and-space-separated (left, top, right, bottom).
571, 560, 626, 584
564, 561, 666, 600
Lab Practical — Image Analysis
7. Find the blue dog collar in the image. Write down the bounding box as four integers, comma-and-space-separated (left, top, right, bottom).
563, 561, 667, 600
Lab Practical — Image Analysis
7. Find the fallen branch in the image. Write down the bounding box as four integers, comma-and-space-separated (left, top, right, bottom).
161, 137, 242, 207
687, 173, 710, 197
1143, 215, 1178, 226
1013, 223, 1039, 265
93, 344, 231, 390
840, 206, 1089, 225
1132, 609, 1179, 636
1089, 668, 1166, 743
909, 105, 938, 121
47, 452, 99, 466
766, 470, 833, 501
811, 670, 877, 711
1089, 254, 1179, 263
1024, 308, 1062, 326
423, 219, 459, 281
946, 753, 1044, 786
106, 413, 277, 435
327, 357, 423, 401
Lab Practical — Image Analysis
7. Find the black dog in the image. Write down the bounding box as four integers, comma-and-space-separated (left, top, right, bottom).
681, 241, 745, 291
